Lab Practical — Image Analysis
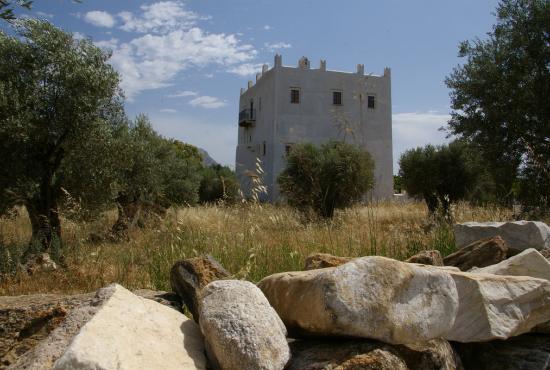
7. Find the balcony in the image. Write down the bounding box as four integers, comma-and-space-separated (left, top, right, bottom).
239, 108, 256, 127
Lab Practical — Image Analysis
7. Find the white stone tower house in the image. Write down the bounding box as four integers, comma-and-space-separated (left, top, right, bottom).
236, 55, 393, 202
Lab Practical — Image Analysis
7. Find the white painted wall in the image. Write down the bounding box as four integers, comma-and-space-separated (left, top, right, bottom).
236, 55, 393, 202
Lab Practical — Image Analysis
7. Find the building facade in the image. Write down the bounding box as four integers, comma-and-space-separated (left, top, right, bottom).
236, 55, 393, 202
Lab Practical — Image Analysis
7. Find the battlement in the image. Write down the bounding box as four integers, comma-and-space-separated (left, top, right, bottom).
240, 54, 391, 95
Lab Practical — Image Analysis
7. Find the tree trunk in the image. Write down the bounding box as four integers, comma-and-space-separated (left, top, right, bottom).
25, 198, 61, 256
111, 195, 141, 240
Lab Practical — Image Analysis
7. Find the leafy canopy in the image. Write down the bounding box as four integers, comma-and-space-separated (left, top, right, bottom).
0, 19, 122, 248
278, 140, 375, 218
398, 141, 486, 216
446, 0, 550, 208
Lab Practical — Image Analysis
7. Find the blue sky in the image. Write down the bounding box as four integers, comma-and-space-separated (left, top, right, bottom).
4, 0, 500, 171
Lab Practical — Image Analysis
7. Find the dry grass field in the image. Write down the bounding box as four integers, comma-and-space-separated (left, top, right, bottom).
0, 202, 515, 296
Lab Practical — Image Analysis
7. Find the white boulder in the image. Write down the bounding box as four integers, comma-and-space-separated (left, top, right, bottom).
199, 280, 290, 370
53, 284, 206, 370
454, 221, 550, 251
258, 256, 460, 345
427, 267, 550, 342
471, 248, 550, 281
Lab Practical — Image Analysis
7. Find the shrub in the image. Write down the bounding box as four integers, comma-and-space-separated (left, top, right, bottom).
398, 141, 484, 218
199, 165, 240, 204
278, 140, 375, 218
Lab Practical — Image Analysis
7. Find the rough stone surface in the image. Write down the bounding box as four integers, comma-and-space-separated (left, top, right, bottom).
422, 266, 550, 342
53, 284, 206, 370
454, 221, 550, 251
453, 333, 550, 370
2, 288, 198, 370
199, 280, 289, 370
405, 250, 444, 266
286, 338, 461, 370
258, 256, 459, 345
443, 236, 509, 271
303, 253, 353, 270
471, 248, 550, 280
0, 292, 94, 370
170, 255, 230, 321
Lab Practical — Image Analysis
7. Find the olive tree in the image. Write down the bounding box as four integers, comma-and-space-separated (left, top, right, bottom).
398, 141, 483, 217
446, 0, 550, 209
278, 140, 375, 218
109, 114, 203, 234
0, 20, 122, 252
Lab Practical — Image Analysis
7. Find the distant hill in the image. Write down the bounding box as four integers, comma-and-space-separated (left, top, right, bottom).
198, 148, 218, 167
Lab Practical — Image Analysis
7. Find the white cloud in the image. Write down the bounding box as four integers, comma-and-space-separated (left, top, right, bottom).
166, 90, 197, 98
263, 25, 272, 30
72, 32, 86, 40
264, 42, 291, 52
189, 96, 227, 109
392, 111, 451, 173
36, 11, 54, 19
94, 38, 119, 50
227, 63, 264, 77
84, 10, 116, 28
160, 108, 178, 113
119, 1, 207, 33
108, 28, 256, 100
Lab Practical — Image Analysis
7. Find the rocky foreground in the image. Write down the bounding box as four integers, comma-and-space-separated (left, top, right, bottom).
2, 220, 550, 370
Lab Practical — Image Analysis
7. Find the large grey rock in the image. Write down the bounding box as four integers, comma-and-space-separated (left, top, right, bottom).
170, 255, 230, 321
199, 280, 290, 370
258, 256, 459, 345
425, 267, 550, 342
1, 289, 184, 369
471, 248, 550, 280
469, 248, 550, 335
454, 221, 550, 251
444, 236, 509, 271
4, 285, 205, 370
453, 334, 550, 370
53, 284, 206, 370
287, 338, 462, 370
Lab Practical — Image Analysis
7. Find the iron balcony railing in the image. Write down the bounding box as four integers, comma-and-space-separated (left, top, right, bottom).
238, 108, 256, 127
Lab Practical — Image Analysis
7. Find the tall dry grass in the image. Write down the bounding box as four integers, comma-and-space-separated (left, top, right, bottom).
0, 202, 513, 296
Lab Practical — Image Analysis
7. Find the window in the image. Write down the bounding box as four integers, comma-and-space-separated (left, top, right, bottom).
262, 141, 266, 156
332, 91, 342, 105
367, 95, 376, 109
290, 89, 300, 104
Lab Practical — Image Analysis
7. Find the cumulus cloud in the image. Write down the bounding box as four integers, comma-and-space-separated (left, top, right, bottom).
166, 90, 198, 98
90, 2, 257, 100
264, 42, 291, 52
119, 1, 207, 33
108, 28, 256, 100
392, 111, 451, 172
189, 96, 227, 109
94, 38, 119, 50
160, 108, 178, 113
84, 10, 116, 28
227, 63, 264, 77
